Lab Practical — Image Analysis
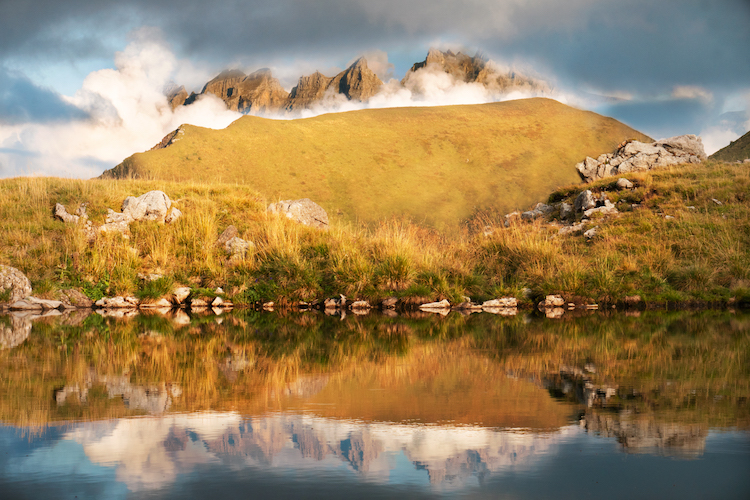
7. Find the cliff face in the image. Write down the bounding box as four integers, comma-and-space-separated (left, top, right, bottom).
286, 58, 383, 110
201, 68, 289, 113
403, 48, 549, 94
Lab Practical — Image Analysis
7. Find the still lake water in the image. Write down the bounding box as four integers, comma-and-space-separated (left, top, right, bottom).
1, 308, 748, 499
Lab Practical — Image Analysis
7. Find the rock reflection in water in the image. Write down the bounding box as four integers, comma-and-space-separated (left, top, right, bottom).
55, 371, 182, 415
61, 412, 568, 492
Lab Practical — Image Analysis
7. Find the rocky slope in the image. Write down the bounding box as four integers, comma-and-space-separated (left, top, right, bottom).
710, 129, 750, 162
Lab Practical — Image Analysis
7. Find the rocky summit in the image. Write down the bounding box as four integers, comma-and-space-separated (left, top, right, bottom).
286, 57, 383, 111
198, 68, 289, 114
402, 48, 549, 94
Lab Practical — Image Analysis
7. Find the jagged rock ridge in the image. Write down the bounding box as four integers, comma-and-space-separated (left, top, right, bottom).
166, 48, 549, 116
403, 48, 549, 94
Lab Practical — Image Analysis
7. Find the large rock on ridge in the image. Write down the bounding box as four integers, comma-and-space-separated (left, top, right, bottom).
576, 135, 707, 182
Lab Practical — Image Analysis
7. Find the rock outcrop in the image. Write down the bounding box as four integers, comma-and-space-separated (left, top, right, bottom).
403, 48, 549, 94
202, 68, 289, 113
165, 83, 188, 110
576, 135, 707, 182
0, 265, 32, 304
286, 58, 383, 111
267, 198, 329, 229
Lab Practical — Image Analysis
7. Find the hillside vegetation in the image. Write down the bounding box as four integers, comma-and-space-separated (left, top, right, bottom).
103, 99, 649, 228
710, 130, 750, 162
2, 160, 749, 307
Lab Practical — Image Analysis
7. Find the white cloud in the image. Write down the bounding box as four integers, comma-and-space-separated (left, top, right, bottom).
672, 85, 713, 102
0, 34, 241, 178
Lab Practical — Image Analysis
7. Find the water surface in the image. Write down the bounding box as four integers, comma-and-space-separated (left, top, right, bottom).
1, 309, 748, 499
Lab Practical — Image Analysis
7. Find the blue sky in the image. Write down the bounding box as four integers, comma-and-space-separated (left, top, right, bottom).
1, 0, 748, 177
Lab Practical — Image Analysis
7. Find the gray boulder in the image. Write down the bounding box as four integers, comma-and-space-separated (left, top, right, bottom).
575, 190, 597, 213
122, 190, 172, 222
559, 202, 574, 221
576, 135, 706, 182
616, 178, 634, 190
267, 198, 329, 229
0, 265, 32, 304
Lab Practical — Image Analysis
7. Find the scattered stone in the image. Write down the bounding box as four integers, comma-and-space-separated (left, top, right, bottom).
503, 211, 521, 227
10, 297, 63, 311
559, 202, 574, 221
585, 304, 599, 310
576, 135, 707, 182
324, 295, 347, 309
575, 190, 597, 213
140, 298, 172, 309
539, 295, 565, 308
419, 299, 451, 311
95, 296, 140, 309
0, 265, 33, 304
172, 287, 191, 305
267, 198, 329, 229
454, 301, 482, 310
624, 295, 642, 305
521, 202, 555, 221
482, 297, 517, 308
584, 227, 598, 239
121, 190, 172, 222
137, 273, 164, 281
616, 178, 634, 190
262, 301, 274, 311
190, 297, 211, 308
381, 297, 398, 309
225, 237, 253, 261
711, 198, 723, 205
583, 200, 618, 219
558, 222, 586, 236
59, 289, 94, 309
217, 225, 239, 247
165, 207, 182, 224
665, 215, 675, 220
350, 300, 371, 310
54, 203, 81, 223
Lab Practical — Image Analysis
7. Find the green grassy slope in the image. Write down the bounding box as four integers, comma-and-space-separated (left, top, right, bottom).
104, 98, 649, 228
710, 130, 750, 162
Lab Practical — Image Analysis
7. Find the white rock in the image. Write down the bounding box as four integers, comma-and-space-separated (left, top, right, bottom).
419, 299, 451, 310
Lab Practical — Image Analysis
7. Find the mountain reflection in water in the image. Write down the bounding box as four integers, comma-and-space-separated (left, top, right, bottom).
1, 309, 749, 498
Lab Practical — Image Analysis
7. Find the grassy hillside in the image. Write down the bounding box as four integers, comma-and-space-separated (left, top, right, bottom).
710, 130, 750, 162
1, 159, 749, 307
103, 99, 649, 228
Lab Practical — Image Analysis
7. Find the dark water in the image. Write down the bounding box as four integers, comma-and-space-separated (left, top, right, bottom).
1, 309, 749, 499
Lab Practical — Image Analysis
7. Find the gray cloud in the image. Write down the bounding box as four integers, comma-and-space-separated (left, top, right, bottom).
1, 1, 748, 91
0, 68, 88, 124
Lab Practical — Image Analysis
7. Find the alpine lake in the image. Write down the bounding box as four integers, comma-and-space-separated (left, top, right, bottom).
1, 307, 748, 499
